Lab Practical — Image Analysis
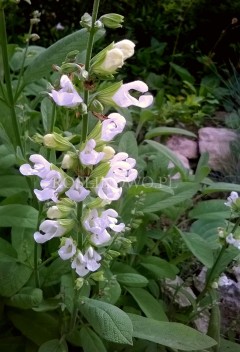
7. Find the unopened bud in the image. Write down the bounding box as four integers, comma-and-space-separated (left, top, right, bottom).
78, 102, 88, 115
211, 281, 218, 289
80, 13, 92, 30
47, 206, 62, 219
100, 13, 124, 29
102, 146, 115, 161
94, 20, 104, 29
30, 18, 40, 25
75, 278, 84, 290
43, 132, 73, 151
30, 33, 40, 41
90, 271, 105, 281
61, 153, 78, 169
60, 63, 81, 74
89, 99, 104, 113
66, 50, 79, 62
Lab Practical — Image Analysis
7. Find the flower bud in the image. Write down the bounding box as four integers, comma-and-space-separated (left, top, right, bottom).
43, 132, 73, 151
89, 99, 104, 113
47, 206, 62, 219
94, 20, 104, 29
65, 50, 79, 62
60, 63, 81, 74
80, 13, 92, 30
61, 153, 78, 170
30, 18, 41, 25
102, 146, 115, 161
100, 13, 124, 29
78, 102, 88, 115
75, 277, 84, 290
90, 271, 105, 281
30, 33, 40, 42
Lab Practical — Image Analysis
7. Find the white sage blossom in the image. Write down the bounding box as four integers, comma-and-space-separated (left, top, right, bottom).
96, 177, 122, 201
225, 191, 239, 207
58, 237, 76, 260
65, 178, 90, 202
101, 113, 126, 141
99, 48, 124, 73
71, 251, 89, 276
20, 154, 51, 178
226, 233, 240, 249
34, 170, 65, 202
107, 152, 138, 183
112, 80, 153, 108
79, 139, 105, 166
83, 246, 101, 271
113, 39, 135, 60
49, 75, 83, 108
34, 220, 66, 243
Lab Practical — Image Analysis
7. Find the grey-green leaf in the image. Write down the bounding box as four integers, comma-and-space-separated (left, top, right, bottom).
78, 297, 133, 345
116, 273, 149, 287
128, 313, 217, 351
145, 127, 196, 139
39, 339, 68, 352
127, 287, 168, 321
177, 228, 214, 268
0, 205, 38, 228
80, 327, 107, 352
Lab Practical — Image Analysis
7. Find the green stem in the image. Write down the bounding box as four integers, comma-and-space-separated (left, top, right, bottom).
197, 216, 240, 303
0, 8, 23, 154
14, 24, 33, 101
81, 0, 100, 143
34, 202, 43, 288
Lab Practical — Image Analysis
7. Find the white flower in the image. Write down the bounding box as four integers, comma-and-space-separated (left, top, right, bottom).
225, 191, 239, 207
102, 209, 125, 232
56, 22, 64, 30
83, 246, 101, 271
96, 177, 122, 201
90, 229, 111, 245
71, 251, 89, 277
99, 48, 124, 73
83, 208, 124, 245
34, 170, 65, 202
20, 154, 51, 178
34, 220, 66, 243
58, 237, 76, 260
112, 80, 153, 108
65, 178, 90, 202
226, 233, 240, 249
107, 152, 138, 183
49, 75, 83, 108
218, 274, 234, 287
101, 113, 126, 142
113, 39, 135, 60
79, 139, 105, 166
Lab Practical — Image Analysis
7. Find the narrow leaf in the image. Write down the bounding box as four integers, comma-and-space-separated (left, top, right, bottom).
145, 127, 196, 139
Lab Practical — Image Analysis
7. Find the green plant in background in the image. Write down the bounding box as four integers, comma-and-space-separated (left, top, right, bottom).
1, 0, 240, 351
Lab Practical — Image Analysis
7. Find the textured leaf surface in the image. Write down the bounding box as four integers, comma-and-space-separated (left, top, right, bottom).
128, 313, 216, 350
127, 287, 168, 321
78, 297, 133, 345
0, 260, 32, 297
80, 327, 107, 352
38, 339, 68, 352
0, 205, 38, 228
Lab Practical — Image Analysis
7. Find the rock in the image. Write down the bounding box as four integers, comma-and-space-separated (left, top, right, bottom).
164, 276, 196, 307
198, 127, 238, 171
166, 135, 198, 159
168, 151, 192, 179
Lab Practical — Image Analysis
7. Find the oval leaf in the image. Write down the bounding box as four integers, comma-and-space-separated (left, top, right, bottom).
116, 273, 148, 288
128, 313, 216, 351
78, 297, 133, 345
